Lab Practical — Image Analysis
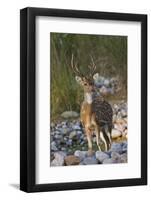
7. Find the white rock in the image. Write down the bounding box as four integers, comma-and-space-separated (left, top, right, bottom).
51, 152, 66, 166
51, 141, 58, 151
61, 111, 79, 119
111, 129, 122, 139
69, 131, 77, 139
104, 79, 110, 87
95, 151, 109, 163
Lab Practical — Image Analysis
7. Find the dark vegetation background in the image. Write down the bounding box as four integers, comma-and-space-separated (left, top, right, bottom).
50, 33, 127, 120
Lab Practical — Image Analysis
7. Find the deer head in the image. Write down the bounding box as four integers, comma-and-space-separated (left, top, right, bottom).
71, 54, 97, 93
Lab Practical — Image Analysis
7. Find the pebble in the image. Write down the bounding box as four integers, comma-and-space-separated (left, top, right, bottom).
54, 134, 63, 140
111, 129, 122, 139
65, 155, 80, 165
111, 152, 121, 162
83, 157, 98, 165
103, 158, 115, 164
61, 111, 79, 119
74, 150, 87, 161
95, 151, 109, 163
51, 141, 58, 151
69, 131, 77, 139
122, 142, 127, 153
51, 152, 66, 166
110, 142, 123, 154
120, 153, 127, 163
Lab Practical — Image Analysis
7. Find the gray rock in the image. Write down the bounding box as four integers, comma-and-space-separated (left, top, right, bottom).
66, 139, 72, 146
110, 142, 123, 154
95, 151, 109, 163
51, 152, 66, 166
61, 128, 70, 135
74, 150, 87, 161
121, 109, 127, 118
72, 124, 81, 130
122, 142, 127, 153
69, 131, 77, 139
61, 111, 79, 119
54, 134, 63, 140
77, 130, 82, 135
111, 152, 121, 162
83, 157, 98, 165
120, 153, 127, 163
111, 129, 122, 139
103, 158, 115, 164
51, 141, 58, 151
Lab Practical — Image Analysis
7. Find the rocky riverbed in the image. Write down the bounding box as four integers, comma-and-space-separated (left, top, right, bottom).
50, 100, 127, 166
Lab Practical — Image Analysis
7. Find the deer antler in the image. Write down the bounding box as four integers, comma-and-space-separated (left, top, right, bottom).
71, 54, 84, 77
88, 55, 96, 78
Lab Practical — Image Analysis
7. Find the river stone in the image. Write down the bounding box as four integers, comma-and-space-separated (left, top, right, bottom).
111, 152, 121, 162
103, 158, 115, 164
51, 141, 58, 151
120, 153, 127, 163
122, 142, 127, 153
121, 109, 127, 118
95, 151, 109, 163
51, 152, 66, 166
61, 111, 79, 119
61, 128, 70, 135
54, 134, 63, 140
74, 150, 87, 161
111, 129, 122, 139
83, 157, 98, 165
50, 122, 55, 128
110, 142, 123, 154
69, 131, 77, 139
72, 124, 81, 130
104, 79, 110, 87
99, 86, 108, 95
64, 155, 80, 166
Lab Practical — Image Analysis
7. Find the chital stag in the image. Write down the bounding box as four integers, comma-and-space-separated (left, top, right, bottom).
71, 55, 113, 155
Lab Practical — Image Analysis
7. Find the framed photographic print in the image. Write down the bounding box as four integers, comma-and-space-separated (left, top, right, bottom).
20, 7, 147, 192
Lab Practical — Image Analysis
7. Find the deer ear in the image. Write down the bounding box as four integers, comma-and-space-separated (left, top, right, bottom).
75, 76, 82, 84
93, 73, 99, 80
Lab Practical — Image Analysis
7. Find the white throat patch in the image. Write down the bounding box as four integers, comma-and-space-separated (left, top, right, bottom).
85, 93, 93, 104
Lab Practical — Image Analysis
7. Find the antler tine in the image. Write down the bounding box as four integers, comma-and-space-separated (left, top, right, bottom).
88, 55, 96, 77
91, 56, 96, 73
71, 54, 83, 77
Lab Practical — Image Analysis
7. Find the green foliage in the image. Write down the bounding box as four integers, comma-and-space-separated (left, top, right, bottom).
50, 32, 127, 119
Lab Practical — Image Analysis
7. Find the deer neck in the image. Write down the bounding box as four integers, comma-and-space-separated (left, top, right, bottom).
84, 92, 93, 104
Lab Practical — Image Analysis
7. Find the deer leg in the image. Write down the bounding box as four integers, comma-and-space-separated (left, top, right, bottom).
100, 131, 108, 151
96, 127, 102, 151
87, 134, 93, 156
105, 125, 112, 149
85, 128, 93, 156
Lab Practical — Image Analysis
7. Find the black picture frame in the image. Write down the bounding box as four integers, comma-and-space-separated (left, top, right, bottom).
20, 7, 147, 192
